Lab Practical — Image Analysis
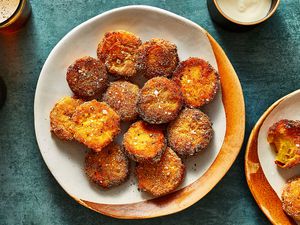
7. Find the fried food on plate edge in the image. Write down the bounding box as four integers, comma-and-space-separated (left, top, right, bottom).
281, 177, 300, 221
267, 119, 300, 168
50, 96, 83, 140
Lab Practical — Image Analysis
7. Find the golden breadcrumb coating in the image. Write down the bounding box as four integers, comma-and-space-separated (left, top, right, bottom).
267, 119, 300, 168
137, 77, 183, 124
66, 56, 108, 100
50, 96, 83, 140
71, 100, 120, 152
137, 38, 179, 79
282, 177, 300, 221
102, 80, 139, 121
172, 57, 219, 108
135, 147, 185, 197
85, 143, 129, 189
97, 30, 142, 77
167, 108, 213, 156
123, 120, 166, 162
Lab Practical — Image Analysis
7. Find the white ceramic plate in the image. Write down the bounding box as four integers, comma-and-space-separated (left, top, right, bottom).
258, 90, 300, 197
257, 90, 300, 224
246, 89, 299, 225
34, 6, 245, 218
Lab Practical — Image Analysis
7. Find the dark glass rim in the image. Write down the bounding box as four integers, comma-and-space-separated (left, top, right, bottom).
0, 0, 23, 27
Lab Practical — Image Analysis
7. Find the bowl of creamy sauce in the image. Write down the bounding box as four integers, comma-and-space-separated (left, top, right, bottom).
207, 0, 280, 28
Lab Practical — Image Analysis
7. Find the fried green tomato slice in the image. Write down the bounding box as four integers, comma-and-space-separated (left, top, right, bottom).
167, 108, 213, 156
102, 80, 139, 122
137, 38, 179, 79
85, 143, 129, 189
137, 77, 183, 124
122, 120, 166, 163
50, 96, 83, 140
172, 57, 219, 108
97, 30, 142, 77
281, 177, 300, 221
71, 100, 120, 152
66, 56, 108, 100
135, 147, 185, 197
267, 119, 300, 168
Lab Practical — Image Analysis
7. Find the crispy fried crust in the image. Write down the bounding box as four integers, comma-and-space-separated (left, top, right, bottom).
135, 147, 185, 197
167, 108, 213, 156
85, 143, 129, 189
122, 120, 166, 162
97, 30, 142, 77
71, 100, 120, 152
137, 77, 183, 124
172, 57, 219, 108
66, 56, 108, 100
137, 38, 179, 79
50, 96, 83, 140
102, 80, 139, 121
267, 119, 300, 168
281, 177, 300, 221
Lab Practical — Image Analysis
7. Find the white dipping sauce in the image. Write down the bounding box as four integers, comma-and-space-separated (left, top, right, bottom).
216, 0, 272, 23
0, 0, 20, 23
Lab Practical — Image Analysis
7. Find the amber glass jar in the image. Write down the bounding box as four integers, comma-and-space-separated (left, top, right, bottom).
0, 77, 6, 108
0, 0, 31, 33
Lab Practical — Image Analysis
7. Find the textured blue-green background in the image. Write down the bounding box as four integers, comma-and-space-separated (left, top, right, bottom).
0, 0, 299, 224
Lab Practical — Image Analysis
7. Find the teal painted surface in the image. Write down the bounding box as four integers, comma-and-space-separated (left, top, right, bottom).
0, 0, 299, 224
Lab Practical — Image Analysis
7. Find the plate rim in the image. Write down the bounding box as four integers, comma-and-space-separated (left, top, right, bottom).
34, 5, 245, 219
245, 89, 300, 225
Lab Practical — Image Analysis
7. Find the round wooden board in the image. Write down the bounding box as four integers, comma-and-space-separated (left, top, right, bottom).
245, 91, 299, 225
71, 31, 246, 219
